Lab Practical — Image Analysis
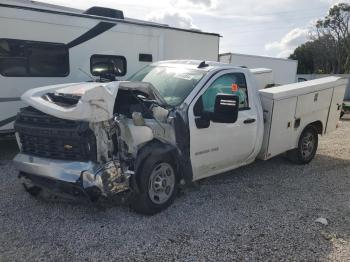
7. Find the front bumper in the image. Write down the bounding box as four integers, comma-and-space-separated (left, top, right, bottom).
14, 153, 133, 200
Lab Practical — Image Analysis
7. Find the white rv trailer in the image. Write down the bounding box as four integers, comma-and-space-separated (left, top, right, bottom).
0, 0, 220, 134
219, 53, 298, 86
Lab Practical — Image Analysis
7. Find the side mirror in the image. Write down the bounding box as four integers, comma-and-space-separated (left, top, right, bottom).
212, 94, 239, 123
91, 62, 116, 81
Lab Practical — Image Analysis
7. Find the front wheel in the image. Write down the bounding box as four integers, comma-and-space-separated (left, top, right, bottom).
131, 156, 178, 215
287, 126, 318, 165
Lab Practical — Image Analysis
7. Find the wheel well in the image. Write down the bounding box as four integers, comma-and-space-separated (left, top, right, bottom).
132, 140, 182, 191
308, 121, 323, 135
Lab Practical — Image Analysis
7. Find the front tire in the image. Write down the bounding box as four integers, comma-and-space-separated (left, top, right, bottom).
287, 126, 318, 165
131, 156, 178, 215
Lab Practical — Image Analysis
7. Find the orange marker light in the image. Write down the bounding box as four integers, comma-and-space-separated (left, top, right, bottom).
231, 84, 239, 92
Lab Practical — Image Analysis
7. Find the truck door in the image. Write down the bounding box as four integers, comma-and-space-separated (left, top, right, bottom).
188, 71, 258, 180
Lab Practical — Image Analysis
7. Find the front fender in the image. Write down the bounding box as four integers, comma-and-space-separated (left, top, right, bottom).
132, 140, 187, 192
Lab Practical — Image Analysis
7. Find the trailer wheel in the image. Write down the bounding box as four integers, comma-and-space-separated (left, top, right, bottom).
287, 126, 318, 165
131, 156, 178, 215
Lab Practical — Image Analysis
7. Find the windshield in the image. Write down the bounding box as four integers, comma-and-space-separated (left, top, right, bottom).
128, 65, 206, 106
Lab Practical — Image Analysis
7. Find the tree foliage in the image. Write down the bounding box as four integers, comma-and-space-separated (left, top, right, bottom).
289, 3, 350, 74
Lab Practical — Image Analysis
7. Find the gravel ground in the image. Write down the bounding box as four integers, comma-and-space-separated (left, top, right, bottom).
1, 118, 350, 261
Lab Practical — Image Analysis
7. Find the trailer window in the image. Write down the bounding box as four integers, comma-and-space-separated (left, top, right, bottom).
90, 55, 127, 77
139, 53, 153, 62
202, 73, 249, 112
0, 39, 69, 77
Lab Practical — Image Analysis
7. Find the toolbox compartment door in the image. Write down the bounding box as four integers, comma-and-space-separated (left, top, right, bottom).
259, 97, 297, 159
326, 85, 346, 133
295, 88, 333, 119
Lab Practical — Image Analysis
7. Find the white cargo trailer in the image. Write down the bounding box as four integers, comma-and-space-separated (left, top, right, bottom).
250, 68, 274, 90
219, 53, 298, 86
0, 0, 220, 133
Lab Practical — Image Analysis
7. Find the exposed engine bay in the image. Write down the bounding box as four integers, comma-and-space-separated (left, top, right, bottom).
15, 81, 191, 199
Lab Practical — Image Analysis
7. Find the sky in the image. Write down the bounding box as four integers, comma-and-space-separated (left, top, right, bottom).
38, 0, 350, 58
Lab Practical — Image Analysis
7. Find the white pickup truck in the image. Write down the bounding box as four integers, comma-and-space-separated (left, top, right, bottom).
13, 60, 347, 214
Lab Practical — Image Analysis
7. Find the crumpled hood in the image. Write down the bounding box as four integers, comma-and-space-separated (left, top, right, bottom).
22, 82, 119, 122
21, 81, 164, 123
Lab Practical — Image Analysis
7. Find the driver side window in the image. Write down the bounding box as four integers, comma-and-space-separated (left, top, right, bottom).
202, 73, 249, 113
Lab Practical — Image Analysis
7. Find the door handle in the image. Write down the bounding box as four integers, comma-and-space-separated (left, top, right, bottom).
244, 118, 256, 124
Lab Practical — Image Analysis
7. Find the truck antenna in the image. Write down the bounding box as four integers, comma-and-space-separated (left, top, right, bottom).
79, 68, 95, 82
198, 61, 209, 69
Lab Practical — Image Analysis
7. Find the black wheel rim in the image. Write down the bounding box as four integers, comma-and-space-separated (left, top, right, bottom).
301, 131, 315, 159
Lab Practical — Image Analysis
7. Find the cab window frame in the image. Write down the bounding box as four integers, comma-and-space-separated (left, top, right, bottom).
199, 72, 250, 114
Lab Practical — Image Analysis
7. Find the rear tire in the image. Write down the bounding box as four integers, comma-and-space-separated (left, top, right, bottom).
131, 156, 178, 215
287, 126, 318, 165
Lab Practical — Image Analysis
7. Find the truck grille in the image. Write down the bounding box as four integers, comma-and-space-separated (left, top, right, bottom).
15, 107, 97, 162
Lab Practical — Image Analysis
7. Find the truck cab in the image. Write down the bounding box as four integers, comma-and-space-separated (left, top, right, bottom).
184, 64, 264, 180
13, 60, 347, 215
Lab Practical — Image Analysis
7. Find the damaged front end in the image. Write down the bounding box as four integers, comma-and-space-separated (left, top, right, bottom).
14, 81, 179, 201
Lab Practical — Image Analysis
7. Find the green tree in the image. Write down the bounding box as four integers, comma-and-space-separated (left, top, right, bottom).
289, 43, 314, 74
289, 3, 350, 74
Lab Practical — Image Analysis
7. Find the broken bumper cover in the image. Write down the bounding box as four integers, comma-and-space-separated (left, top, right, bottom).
13, 153, 133, 200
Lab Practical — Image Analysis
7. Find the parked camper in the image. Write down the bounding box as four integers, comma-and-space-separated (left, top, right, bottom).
13, 60, 347, 214
0, 0, 220, 134
219, 53, 298, 86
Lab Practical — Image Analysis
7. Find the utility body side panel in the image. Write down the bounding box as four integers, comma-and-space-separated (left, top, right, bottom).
258, 77, 348, 160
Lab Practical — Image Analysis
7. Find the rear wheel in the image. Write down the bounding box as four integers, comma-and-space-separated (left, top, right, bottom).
287, 126, 318, 165
131, 156, 178, 215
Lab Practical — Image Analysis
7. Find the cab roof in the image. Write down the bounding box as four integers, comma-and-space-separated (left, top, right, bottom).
151, 60, 246, 72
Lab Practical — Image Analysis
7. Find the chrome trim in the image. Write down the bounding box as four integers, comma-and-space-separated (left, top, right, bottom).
13, 153, 100, 183
13, 153, 132, 197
